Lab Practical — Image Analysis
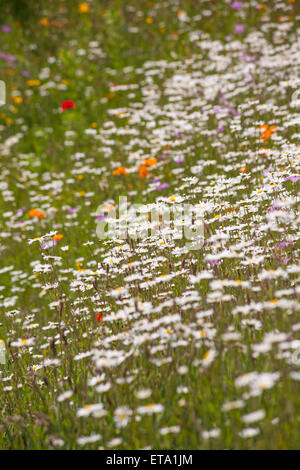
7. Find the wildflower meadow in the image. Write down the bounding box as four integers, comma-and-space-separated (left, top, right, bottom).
0, 0, 299, 451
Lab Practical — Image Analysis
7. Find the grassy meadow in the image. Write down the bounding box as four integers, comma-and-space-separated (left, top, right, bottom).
0, 0, 299, 450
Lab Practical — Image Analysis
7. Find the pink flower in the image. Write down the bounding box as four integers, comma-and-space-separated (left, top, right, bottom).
230, 1, 243, 11
234, 24, 245, 34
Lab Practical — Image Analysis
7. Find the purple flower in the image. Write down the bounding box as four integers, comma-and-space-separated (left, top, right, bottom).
97, 214, 107, 221
219, 96, 229, 105
212, 106, 222, 114
263, 164, 273, 175
230, 1, 243, 10
234, 24, 245, 34
173, 132, 183, 139
242, 53, 250, 61
157, 182, 169, 190
175, 158, 185, 164
0, 51, 16, 62
207, 260, 219, 266
225, 35, 232, 41
17, 207, 26, 216
1, 25, 11, 33
218, 126, 225, 132
269, 202, 281, 212
277, 241, 295, 250
284, 175, 300, 182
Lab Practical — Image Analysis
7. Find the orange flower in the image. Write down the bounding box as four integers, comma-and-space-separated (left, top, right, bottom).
240, 166, 248, 174
52, 234, 63, 241
259, 124, 276, 141
39, 18, 49, 26
138, 165, 149, 178
27, 80, 41, 87
12, 96, 23, 104
28, 209, 46, 219
113, 166, 127, 176
143, 157, 157, 167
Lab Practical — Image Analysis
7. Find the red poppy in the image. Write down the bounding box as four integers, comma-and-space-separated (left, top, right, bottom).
61, 100, 75, 111
96, 313, 102, 322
